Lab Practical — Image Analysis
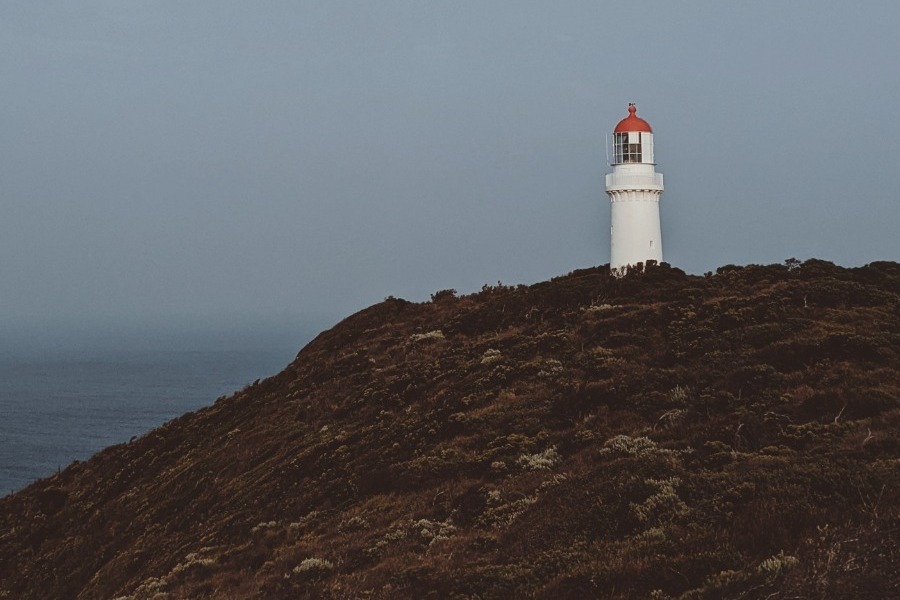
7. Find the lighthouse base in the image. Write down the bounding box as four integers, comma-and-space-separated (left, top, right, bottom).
608, 191, 663, 273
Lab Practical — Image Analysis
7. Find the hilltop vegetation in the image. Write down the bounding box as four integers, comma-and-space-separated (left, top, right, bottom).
1, 259, 898, 599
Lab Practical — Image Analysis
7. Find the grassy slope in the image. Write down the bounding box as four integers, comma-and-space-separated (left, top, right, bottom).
1, 260, 898, 599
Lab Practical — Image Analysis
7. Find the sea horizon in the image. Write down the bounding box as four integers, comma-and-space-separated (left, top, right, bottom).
0, 318, 331, 496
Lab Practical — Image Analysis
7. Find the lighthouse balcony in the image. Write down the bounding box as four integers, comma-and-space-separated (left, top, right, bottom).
605, 171, 664, 192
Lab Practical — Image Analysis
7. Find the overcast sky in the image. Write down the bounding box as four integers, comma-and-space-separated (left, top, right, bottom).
2, 1, 899, 335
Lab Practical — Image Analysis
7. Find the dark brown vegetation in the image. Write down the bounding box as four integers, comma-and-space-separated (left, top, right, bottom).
1, 259, 898, 599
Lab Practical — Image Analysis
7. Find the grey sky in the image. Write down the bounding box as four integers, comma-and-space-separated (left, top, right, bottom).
2, 1, 899, 332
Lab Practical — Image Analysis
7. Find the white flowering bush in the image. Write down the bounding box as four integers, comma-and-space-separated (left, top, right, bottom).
536, 358, 564, 378
585, 303, 614, 312
538, 472, 569, 491
415, 518, 457, 547
635, 526, 667, 544
480, 348, 502, 364
517, 446, 561, 471
366, 524, 409, 556
288, 510, 320, 531
669, 385, 690, 403
169, 552, 216, 577
293, 557, 333, 574
409, 330, 445, 342
481, 494, 538, 528
757, 551, 799, 576
113, 548, 218, 599
630, 477, 688, 524
367, 518, 456, 554
251, 520, 278, 533
338, 515, 369, 532
600, 435, 670, 459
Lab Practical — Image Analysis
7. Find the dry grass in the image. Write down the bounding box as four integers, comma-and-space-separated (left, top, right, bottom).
1, 259, 898, 599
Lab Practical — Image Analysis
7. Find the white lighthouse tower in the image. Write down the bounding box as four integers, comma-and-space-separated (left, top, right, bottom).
605, 103, 664, 273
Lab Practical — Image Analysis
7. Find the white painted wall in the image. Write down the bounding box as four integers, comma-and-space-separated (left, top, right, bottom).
608, 190, 663, 270
605, 139, 664, 272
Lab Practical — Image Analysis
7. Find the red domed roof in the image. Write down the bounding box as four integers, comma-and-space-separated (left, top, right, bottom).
614, 103, 652, 133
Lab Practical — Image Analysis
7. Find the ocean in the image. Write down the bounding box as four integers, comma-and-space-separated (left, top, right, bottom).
0, 324, 322, 496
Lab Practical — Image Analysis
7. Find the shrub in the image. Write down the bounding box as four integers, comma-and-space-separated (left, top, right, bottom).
409, 330, 445, 342
600, 435, 670, 459
518, 447, 561, 471
292, 558, 333, 574
431, 288, 458, 302
757, 551, 799, 577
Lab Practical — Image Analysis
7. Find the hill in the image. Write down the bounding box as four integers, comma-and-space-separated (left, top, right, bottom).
1, 260, 898, 599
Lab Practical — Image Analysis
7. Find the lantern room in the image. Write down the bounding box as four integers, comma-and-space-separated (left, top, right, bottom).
611, 104, 655, 165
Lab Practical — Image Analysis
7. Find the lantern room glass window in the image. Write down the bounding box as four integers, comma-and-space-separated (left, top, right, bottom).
614, 132, 642, 163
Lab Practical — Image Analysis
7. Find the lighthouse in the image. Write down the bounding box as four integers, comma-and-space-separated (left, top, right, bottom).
605, 103, 664, 273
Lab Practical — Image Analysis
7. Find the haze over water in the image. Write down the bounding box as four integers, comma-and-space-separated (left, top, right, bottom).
0, 323, 324, 495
